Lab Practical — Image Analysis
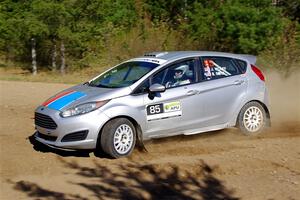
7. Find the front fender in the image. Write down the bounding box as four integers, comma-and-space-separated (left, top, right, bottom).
102, 95, 146, 134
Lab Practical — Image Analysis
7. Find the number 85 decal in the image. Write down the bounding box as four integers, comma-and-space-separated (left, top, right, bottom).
147, 104, 164, 115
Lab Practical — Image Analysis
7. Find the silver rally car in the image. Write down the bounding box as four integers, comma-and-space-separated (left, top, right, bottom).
34, 51, 270, 158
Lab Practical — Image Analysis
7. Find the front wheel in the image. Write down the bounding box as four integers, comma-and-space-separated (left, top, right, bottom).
100, 118, 136, 158
238, 102, 267, 135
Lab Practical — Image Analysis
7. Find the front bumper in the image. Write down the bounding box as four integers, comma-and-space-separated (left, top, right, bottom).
34, 106, 110, 150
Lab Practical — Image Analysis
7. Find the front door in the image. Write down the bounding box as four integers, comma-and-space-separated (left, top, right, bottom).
143, 59, 202, 138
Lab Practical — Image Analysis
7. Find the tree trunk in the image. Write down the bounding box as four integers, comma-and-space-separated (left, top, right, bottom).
31, 38, 37, 75
52, 43, 57, 71
60, 42, 65, 74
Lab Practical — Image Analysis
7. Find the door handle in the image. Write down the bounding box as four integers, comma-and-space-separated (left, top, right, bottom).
234, 80, 245, 85
186, 90, 198, 96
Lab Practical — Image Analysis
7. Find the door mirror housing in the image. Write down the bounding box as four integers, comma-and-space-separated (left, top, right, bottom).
149, 83, 166, 93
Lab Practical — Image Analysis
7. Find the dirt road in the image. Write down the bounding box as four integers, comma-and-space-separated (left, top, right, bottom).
0, 71, 299, 200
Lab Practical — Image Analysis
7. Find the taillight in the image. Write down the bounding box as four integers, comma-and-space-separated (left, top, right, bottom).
251, 64, 265, 82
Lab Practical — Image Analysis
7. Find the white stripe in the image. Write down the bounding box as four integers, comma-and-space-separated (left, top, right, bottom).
147, 111, 182, 121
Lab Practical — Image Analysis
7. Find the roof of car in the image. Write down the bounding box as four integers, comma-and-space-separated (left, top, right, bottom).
136, 51, 256, 64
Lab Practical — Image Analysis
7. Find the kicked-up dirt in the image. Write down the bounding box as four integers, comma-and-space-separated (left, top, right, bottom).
0, 70, 299, 200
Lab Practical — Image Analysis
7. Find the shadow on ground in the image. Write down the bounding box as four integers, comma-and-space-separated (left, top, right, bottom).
28, 134, 93, 158
12, 159, 239, 200
28, 133, 146, 158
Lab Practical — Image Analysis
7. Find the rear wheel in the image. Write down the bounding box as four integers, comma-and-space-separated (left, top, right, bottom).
238, 102, 267, 135
100, 118, 136, 158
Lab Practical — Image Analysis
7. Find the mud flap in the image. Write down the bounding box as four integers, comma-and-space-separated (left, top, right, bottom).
136, 126, 148, 152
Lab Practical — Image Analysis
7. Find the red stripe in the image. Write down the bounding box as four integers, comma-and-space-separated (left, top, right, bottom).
42, 90, 75, 106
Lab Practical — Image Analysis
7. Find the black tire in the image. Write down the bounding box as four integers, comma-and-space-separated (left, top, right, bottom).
238, 101, 267, 135
100, 118, 136, 158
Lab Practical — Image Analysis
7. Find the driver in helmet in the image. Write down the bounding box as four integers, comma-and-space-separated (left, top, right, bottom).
166, 66, 191, 88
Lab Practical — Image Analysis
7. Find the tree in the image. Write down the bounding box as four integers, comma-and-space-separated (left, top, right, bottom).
145, 0, 194, 26
31, 0, 69, 73
0, 0, 49, 73
184, 0, 285, 54
276, 0, 300, 22
0, 0, 297, 72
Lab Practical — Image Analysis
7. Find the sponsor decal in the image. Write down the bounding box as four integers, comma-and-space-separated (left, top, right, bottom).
130, 58, 167, 65
42, 90, 86, 111
164, 102, 181, 113
146, 101, 182, 121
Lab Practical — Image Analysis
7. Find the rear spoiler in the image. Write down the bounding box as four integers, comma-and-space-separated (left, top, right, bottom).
238, 54, 256, 65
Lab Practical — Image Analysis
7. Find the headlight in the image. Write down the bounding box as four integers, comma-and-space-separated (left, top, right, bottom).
60, 100, 110, 118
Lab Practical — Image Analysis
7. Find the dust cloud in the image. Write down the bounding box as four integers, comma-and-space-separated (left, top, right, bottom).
266, 70, 300, 134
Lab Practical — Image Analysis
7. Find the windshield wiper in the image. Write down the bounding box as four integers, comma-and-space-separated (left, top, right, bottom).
86, 82, 120, 88
84, 81, 98, 87
96, 84, 115, 88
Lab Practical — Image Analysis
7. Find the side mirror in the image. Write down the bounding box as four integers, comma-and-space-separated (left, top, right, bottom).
149, 83, 166, 93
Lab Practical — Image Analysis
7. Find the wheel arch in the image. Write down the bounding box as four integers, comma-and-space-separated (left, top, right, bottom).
96, 115, 146, 151
236, 100, 271, 127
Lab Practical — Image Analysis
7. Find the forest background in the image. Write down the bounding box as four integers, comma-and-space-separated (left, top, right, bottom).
0, 0, 299, 82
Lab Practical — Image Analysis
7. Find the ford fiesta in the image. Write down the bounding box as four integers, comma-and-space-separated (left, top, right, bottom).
34, 51, 270, 158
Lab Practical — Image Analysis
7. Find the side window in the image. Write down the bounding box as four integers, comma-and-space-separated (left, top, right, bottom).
152, 70, 166, 85
236, 59, 247, 73
152, 60, 196, 89
201, 57, 240, 81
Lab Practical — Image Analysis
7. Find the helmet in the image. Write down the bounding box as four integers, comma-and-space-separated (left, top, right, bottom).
174, 69, 184, 79
174, 65, 188, 80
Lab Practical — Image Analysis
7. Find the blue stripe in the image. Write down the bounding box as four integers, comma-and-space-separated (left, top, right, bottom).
47, 91, 86, 110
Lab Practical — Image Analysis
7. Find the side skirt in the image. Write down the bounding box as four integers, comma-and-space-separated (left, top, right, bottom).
148, 123, 230, 139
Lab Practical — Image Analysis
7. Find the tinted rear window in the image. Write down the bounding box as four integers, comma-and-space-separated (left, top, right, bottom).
200, 57, 240, 81
236, 59, 247, 73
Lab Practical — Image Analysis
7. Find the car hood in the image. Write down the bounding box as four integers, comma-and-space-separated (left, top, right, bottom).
41, 84, 132, 111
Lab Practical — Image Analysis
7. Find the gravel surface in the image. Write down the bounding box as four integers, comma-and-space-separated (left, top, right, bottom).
0, 71, 299, 200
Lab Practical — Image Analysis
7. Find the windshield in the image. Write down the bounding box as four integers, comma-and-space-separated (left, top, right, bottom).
89, 61, 159, 88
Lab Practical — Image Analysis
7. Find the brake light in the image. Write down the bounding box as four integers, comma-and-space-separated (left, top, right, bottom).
251, 64, 265, 82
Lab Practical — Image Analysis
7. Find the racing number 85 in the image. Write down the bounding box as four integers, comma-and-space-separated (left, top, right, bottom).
150, 105, 160, 114
147, 104, 164, 115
